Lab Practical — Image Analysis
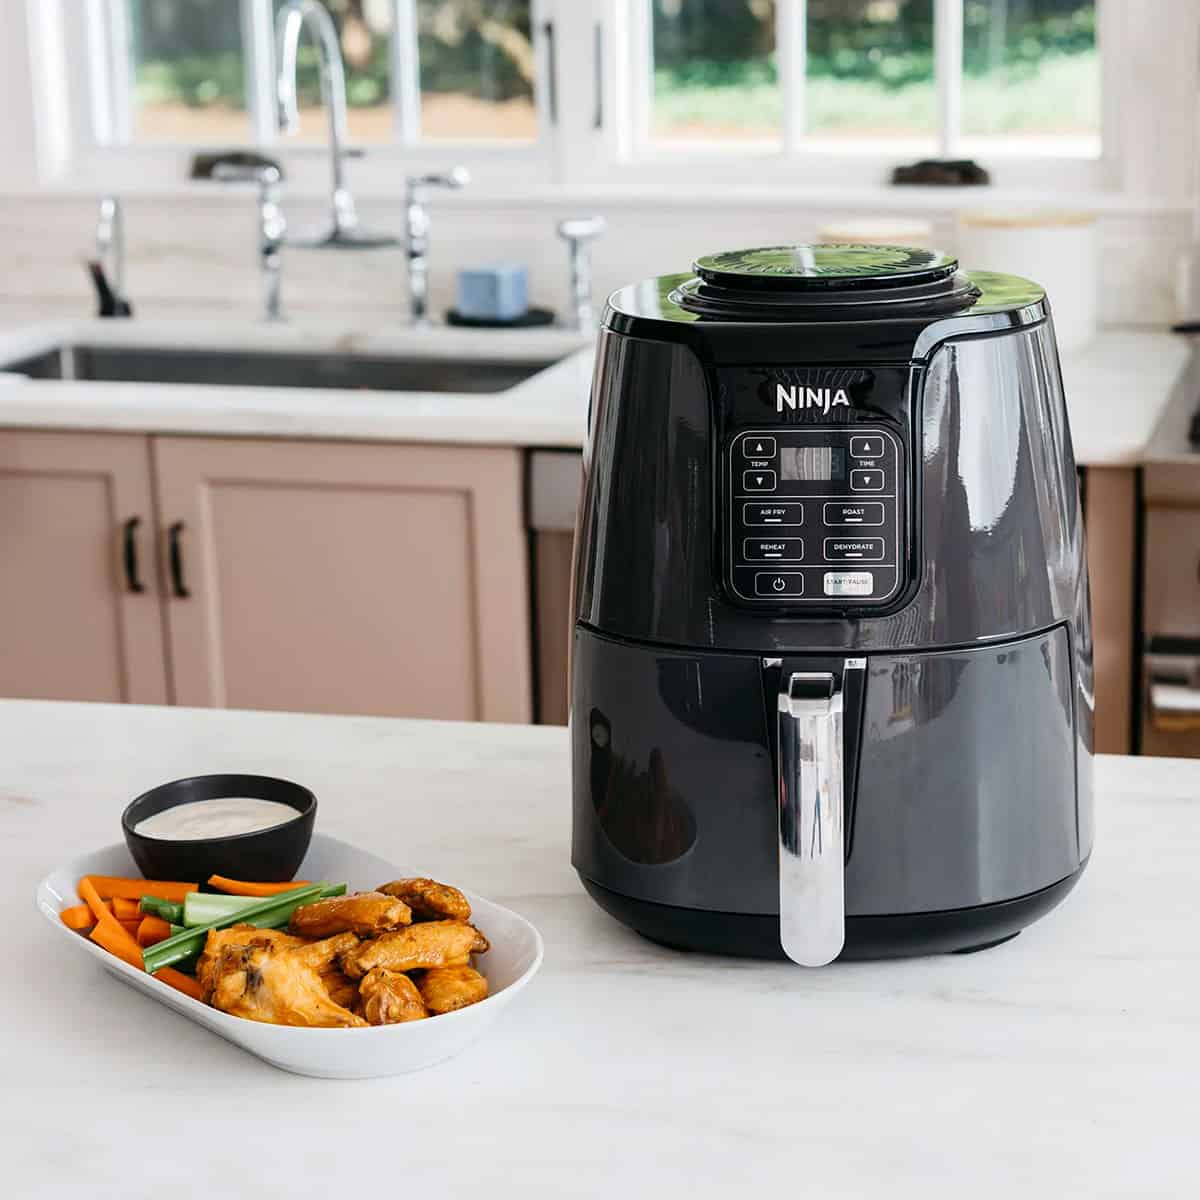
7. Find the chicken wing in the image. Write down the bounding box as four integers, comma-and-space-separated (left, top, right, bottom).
318, 963, 360, 1010
290, 891, 411, 938
376, 877, 471, 922
357, 968, 428, 1025
206, 931, 367, 1028
195, 924, 306, 997
418, 964, 489, 1014
340, 920, 489, 979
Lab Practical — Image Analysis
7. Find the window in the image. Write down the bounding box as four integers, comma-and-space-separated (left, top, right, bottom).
125, 0, 251, 143
92, 0, 541, 148
74, 0, 1100, 186
641, 0, 1098, 159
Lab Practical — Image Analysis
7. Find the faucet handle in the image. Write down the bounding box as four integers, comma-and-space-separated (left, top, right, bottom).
557, 215, 607, 245
406, 167, 470, 195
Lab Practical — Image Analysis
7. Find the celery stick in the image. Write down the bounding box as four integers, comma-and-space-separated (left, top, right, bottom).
142, 883, 341, 974
183, 882, 346, 928
140, 896, 184, 924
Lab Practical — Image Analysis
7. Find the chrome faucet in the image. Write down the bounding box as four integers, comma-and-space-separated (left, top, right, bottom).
404, 169, 469, 326
95, 196, 131, 317
275, 0, 393, 248
556, 216, 607, 334
215, 163, 287, 322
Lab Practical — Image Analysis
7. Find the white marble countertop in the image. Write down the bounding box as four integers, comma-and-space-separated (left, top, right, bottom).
0, 308, 1192, 464
0, 315, 594, 448
3, 698, 1197, 1198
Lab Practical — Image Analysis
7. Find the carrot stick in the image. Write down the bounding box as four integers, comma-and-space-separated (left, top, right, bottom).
118, 918, 142, 936
111, 896, 141, 921
153, 967, 203, 1001
136, 915, 173, 947
82, 876, 198, 903
60, 904, 95, 931
207, 875, 311, 897
90, 919, 145, 970
79, 877, 118, 928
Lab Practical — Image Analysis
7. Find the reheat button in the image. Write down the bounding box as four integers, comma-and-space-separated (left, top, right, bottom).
744, 537, 804, 562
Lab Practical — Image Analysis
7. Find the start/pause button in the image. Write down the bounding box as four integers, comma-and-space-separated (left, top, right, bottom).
755, 572, 804, 597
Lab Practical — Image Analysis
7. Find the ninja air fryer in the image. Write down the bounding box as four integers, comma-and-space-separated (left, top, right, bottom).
570, 244, 1093, 965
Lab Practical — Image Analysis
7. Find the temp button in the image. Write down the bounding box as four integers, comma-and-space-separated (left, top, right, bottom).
755, 572, 804, 597
743, 436, 776, 458
743, 469, 777, 492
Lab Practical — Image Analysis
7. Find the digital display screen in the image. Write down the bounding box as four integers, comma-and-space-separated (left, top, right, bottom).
780, 446, 847, 482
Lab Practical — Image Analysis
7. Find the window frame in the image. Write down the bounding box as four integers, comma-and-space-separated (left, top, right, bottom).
31, 0, 1118, 197
61, 0, 559, 192
599, 0, 1110, 188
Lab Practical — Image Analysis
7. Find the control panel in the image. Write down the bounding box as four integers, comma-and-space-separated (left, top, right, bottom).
725, 425, 905, 606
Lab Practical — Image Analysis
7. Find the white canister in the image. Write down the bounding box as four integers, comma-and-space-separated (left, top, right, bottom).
957, 210, 1097, 353
817, 218, 935, 248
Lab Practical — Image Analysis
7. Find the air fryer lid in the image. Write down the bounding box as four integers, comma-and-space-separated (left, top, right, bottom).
676, 243, 981, 319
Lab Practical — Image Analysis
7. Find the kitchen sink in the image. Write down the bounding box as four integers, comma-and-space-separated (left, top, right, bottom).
6, 344, 557, 394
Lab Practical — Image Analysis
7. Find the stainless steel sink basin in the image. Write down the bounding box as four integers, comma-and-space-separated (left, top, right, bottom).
7, 344, 557, 394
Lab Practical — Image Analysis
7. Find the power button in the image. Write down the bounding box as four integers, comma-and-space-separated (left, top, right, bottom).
754, 572, 804, 597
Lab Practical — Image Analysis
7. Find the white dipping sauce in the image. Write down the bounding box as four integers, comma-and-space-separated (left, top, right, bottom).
134, 797, 300, 840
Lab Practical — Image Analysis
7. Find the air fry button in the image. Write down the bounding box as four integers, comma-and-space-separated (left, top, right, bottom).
755, 572, 804, 597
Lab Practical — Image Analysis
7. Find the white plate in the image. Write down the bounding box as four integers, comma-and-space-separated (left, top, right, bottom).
34, 833, 544, 1078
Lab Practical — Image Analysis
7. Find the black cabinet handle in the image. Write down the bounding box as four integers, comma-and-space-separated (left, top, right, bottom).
122, 516, 145, 594
168, 521, 190, 598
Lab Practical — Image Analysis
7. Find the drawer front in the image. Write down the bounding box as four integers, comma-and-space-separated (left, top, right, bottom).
1144, 506, 1200, 639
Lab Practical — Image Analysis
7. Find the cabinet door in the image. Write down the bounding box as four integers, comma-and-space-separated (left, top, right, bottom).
153, 437, 531, 722
0, 430, 168, 703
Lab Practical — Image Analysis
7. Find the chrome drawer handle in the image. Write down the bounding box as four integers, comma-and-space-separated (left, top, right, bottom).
777, 659, 864, 966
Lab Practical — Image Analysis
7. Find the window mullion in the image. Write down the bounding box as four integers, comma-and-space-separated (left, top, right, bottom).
627, 0, 653, 153
934, 0, 962, 156
778, 0, 806, 153
102, 0, 134, 144
242, 0, 277, 145
394, 0, 421, 146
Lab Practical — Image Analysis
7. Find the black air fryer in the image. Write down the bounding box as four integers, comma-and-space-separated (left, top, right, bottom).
571, 244, 1093, 965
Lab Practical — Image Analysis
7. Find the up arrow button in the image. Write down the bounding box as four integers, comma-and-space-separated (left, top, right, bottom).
742, 436, 776, 459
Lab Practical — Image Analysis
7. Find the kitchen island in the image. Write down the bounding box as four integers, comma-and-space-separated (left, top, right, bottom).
3, 699, 1196, 1198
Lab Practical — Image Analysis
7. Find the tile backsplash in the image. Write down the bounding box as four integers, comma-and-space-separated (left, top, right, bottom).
0, 194, 1188, 329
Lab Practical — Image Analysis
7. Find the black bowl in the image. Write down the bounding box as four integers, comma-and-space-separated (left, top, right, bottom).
121, 774, 316, 884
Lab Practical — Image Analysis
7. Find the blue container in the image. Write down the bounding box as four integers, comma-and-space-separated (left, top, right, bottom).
456, 264, 529, 322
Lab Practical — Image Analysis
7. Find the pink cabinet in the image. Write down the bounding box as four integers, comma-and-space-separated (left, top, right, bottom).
0, 430, 532, 722
151, 437, 531, 722
0, 430, 168, 703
